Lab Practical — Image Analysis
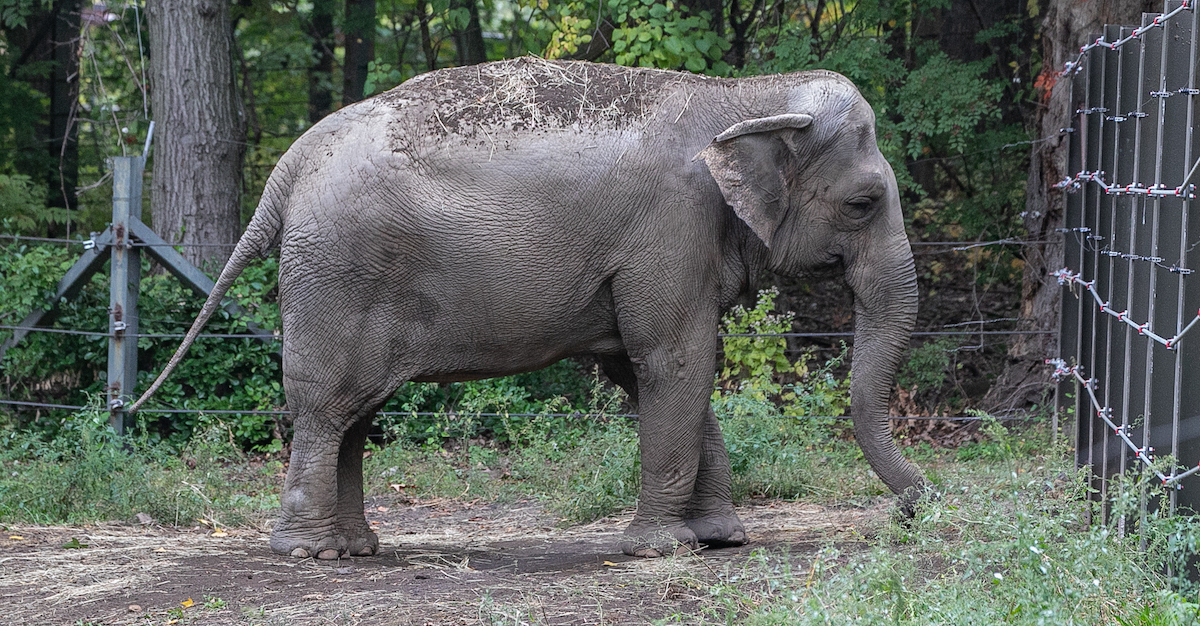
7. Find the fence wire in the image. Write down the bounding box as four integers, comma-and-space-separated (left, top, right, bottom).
0, 398, 1020, 423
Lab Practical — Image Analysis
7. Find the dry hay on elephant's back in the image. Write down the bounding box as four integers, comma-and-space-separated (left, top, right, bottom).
380, 57, 702, 137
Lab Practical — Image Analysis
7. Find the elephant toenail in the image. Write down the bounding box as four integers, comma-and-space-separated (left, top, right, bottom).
316, 549, 340, 560
290, 548, 310, 559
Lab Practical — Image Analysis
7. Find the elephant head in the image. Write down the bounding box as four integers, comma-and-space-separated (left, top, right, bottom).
698, 81, 928, 503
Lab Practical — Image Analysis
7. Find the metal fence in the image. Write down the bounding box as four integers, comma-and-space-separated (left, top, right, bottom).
1053, 0, 1200, 520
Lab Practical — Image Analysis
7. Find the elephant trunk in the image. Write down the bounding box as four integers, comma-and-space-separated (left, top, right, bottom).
844, 228, 927, 502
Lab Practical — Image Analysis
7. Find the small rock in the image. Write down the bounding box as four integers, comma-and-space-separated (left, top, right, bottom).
334, 566, 354, 575
135, 513, 153, 525
415, 573, 430, 579
128, 604, 142, 612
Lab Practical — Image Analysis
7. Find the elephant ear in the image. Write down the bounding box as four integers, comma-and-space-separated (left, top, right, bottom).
696, 113, 814, 248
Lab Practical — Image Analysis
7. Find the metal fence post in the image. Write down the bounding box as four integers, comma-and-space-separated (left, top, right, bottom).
107, 156, 143, 434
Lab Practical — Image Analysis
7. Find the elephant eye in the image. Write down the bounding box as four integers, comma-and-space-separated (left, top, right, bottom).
844, 197, 876, 218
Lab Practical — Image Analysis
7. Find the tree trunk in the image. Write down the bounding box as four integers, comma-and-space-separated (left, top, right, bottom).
147, 0, 245, 272
308, 0, 335, 123
343, 0, 376, 105
6, 0, 81, 226
450, 0, 486, 66
983, 0, 1159, 414
419, 3, 436, 72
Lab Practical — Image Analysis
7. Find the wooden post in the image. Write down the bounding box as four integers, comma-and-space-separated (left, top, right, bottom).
107, 157, 143, 434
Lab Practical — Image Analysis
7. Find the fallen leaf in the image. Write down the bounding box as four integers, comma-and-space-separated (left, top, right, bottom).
376, 506, 389, 512
153, 548, 168, 553
127, 604, 142, 612
603, 561, 618, 566
196, 518, 211, 527
211, 530, 229, 537
8, 535, 23, 540
181, 597, 194, 608
61, 537, 87, 549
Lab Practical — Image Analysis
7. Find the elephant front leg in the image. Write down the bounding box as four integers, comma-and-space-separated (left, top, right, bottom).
683, 409, 747, 547
617, 346, 713, 558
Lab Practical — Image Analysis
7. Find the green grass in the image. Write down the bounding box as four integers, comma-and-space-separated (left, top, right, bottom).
0, 407, 280, 527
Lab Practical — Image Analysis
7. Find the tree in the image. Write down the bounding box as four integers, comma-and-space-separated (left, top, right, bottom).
4, 0, 81, 227
147, 0, 245, 271
984, 0, 1159, 413
343, 0, 375, 104
450, 0, 486, 66
307, 0, 336, 123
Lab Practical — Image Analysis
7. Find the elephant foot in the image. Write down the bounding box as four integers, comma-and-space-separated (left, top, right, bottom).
271, 516, 380, 559
685, 512, 747, 548
338, 519, 380, 557
270, 525, 347, 559
618, 519, 698, 558
895, 483, 939, 523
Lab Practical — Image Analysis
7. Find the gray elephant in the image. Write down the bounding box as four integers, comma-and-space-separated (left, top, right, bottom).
132, 57, 925, 559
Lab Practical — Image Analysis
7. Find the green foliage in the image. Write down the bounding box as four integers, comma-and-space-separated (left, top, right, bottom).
527, 0, 730, 74
0, 176, 62, 231
378, 359, 601, 447
0, 0, 48, 28
606, 0, 730, 73
892, 53, 1003, 160
0, 240, 285, 448
683, 455, 1200, 625
364, 60, 404, 95
717, 288, 796, 385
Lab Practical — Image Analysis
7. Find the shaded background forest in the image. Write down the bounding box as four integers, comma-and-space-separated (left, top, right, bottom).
0, 0, 1159, 447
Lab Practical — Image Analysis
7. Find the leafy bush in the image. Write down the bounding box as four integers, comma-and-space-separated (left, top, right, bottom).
714, 288, 851, 418
0, 240, 285, 448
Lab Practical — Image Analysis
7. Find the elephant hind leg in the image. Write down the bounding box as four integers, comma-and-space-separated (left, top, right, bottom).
272, 372, 398, 560
336, 414, 380, 556
683, 409, 746, 547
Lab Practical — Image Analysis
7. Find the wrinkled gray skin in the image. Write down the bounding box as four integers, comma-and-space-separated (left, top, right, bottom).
132, 58, 925, 560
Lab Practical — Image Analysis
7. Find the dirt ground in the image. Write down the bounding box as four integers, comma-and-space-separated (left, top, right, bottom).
0, 497, 889, 625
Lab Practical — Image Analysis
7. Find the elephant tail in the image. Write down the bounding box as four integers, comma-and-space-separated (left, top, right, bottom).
128, 185, 287, 414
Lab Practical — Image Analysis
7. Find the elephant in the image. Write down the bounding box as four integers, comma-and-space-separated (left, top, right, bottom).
131, 57, 925, 560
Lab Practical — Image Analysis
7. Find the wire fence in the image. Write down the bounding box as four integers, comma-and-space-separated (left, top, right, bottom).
1051, 1, 1200, 524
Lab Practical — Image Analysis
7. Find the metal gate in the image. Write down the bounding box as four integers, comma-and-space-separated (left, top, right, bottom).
1054, 0, 1200, 519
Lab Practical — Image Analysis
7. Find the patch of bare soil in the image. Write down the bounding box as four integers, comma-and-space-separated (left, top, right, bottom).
0, 498, 888, 625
